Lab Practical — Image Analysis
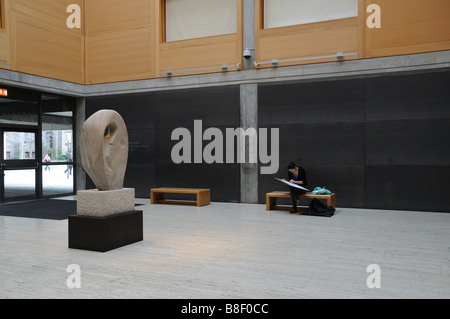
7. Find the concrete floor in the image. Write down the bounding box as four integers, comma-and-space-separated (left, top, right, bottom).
0, 197, 449, 299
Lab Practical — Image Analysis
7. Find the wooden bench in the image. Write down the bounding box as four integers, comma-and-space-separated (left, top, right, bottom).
266, 191, 336, 211
150, 187, 210, 207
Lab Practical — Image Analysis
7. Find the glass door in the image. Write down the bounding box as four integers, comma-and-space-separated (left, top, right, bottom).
41, 107, 74, 197
1, 87, 76, 203
0, 129, 39, 203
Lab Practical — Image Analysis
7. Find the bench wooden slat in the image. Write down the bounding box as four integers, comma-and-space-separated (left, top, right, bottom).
266, 191, 336, 211
151, 187, 210, 207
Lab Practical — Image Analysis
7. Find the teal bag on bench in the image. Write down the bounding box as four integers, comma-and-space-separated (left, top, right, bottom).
311, 187, 332, 195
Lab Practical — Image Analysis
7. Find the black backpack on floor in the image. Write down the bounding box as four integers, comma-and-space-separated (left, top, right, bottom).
303, 198, 335, 217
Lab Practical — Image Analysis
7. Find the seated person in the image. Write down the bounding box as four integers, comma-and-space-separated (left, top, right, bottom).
286, 162, 308, 214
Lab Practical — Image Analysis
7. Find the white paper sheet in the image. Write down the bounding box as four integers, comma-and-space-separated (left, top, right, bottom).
275, 178, 310, 192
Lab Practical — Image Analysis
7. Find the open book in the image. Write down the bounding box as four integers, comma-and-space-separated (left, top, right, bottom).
275, 178, 310, 192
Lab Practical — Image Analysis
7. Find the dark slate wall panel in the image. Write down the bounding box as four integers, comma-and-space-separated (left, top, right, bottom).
305, 165, 365, 208
86, 93, 156, 129
259, 78, 365, 125
124, 163, 157, 193
155, 86, 240, 128
365, 71, 450, 122
86, 86, 241, 201
153, 86, 240, 202
366, 165, 450, 212
274, 123, 365, 166
259, 70, 450, 212
127, 129, 156, 165
365, 71, 450, 212
85, 70, 450, 212
258, 78, 366, 208
366, 119, 450, 166
154, 125, 241, 202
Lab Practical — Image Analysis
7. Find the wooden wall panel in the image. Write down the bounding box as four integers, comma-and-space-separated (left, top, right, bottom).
156, 0, 243, 78
365, 0, 450, 57
258, 24, 360, 66
85, 0, 243, 82
0, 0, 12, 70
0, 26, 10, 68
85, 0, 155, 84
0, 32, 10, 68
0, 0, 4, 28
86, 0, 153, 34
86, 28, 153, 84
2, 1, 450, 84
255, 0, 364, 68
13, 14, 83, 83
158, 35, 241, 76
10, 0, 84, 83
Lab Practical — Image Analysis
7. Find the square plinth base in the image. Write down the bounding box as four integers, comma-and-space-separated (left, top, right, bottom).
68, 210, 143, 252
77, 188, 135, 217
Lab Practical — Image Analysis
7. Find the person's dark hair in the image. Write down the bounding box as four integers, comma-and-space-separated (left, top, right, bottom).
287, 162, 296, 170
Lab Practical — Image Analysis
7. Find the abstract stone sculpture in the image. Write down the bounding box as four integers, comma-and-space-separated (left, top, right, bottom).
80, 109, 128, 191
71, 110, 142, 252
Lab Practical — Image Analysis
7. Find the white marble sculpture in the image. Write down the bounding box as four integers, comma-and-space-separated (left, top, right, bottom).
80, 109, 128, 191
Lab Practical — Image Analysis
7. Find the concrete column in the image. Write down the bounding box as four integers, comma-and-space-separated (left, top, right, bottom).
242, 0, 255, 70
240, 1, 258, 203
75, 97, 86, 191
240, 83, 258, 203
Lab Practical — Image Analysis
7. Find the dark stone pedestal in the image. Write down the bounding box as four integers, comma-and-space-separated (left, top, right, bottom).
68, 210, 143, 252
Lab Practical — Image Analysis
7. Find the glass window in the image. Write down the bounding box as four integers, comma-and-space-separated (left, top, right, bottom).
3, 132, 36, 160
42, 111, 73, 163
41, 96, 74, 197
264, 0, 358, 29
165, 0, 237, 42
